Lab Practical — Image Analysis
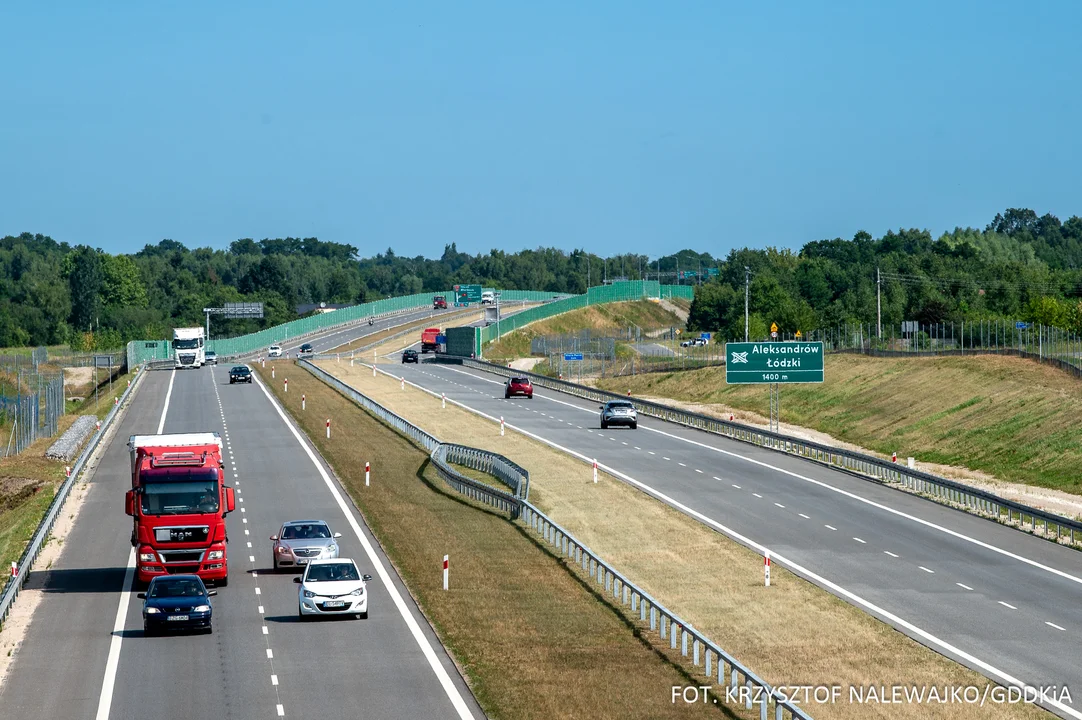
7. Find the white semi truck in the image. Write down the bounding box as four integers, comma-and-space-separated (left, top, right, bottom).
172, 327, 206, 368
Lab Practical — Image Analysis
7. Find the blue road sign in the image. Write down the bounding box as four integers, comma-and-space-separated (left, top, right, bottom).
563, 353, 584, 361
1015, 321, 1030, 330
700, 332, 711, 340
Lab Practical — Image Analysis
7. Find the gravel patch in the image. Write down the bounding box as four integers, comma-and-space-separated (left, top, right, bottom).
44, 416, 97, 461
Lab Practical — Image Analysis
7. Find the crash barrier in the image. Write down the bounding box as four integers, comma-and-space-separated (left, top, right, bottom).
454, 357, 1082, 550
0, 364, 147, 629
296, 358, 811, 720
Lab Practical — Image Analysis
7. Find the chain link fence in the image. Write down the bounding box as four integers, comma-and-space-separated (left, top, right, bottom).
0, 371, 65, 457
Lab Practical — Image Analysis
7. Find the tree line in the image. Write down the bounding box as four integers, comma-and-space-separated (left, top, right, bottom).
686, 208, 1082, 340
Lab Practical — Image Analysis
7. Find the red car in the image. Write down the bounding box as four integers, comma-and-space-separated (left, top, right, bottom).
504, 377, 533, 399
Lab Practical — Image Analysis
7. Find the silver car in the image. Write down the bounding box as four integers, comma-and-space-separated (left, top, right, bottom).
271, 520, 342, 572
600, 400, 638, 430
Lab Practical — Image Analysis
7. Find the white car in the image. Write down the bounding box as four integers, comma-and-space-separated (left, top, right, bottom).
268, 345, 283, 358
294, 558, 372, 620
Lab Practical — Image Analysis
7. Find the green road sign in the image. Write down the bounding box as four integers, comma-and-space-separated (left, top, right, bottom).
724, 341, 824, 384
454, 284, 482, 305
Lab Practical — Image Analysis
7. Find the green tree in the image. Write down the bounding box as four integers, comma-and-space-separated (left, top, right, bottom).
65, 245, 104, 332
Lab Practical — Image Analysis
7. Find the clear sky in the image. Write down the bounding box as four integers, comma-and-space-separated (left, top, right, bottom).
2, 1, 1080, 259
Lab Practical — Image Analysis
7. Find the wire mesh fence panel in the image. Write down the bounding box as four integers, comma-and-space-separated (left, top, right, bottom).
0, 372, 65, 457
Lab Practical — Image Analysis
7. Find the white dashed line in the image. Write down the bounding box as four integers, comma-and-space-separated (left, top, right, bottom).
634, 447, 641, 450
695, 469, 704, 474
271, 674, 278, 685
853, 537, 866, 544
752, 493, 762, 498
678, 462, 687, 467
648, 451, 655, 455
263, 626, 269, 634
249, 555, 255, 562
277, 704, 285, 716
957, 583, 973, 590
247, 542, 252, 548
258, 605, 264, 614
1046, 621, 1066, 631
919, 566, 935, 574
732, 484, 741, 489
825, 524, 837, 531
998, 601, 1017, 610
798, 513, 810, 519
884, 551, 899, 558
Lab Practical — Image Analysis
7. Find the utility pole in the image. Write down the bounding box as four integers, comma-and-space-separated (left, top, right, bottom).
744, 266, 751, 342
876, 267, 882, 340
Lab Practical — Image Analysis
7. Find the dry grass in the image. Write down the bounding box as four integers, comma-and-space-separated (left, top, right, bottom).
331, 309, 482, 354
599, 354, 1082, 496
315, 360, 1051, 720
256, 361, 733, 720
486, 301, 686, 361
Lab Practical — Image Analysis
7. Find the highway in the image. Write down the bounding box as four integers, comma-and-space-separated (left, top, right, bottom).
0, 324, 481, 719
392, 359, 1082, 718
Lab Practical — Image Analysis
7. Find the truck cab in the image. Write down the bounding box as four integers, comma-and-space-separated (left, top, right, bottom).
420, 327, 442, 353
173, 327, 206, 368
433, 295, 448, 309
126, 433, 235, 587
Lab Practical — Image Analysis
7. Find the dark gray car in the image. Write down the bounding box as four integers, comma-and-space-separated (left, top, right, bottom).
600, 400, 638, 430
271, 520, 342, 571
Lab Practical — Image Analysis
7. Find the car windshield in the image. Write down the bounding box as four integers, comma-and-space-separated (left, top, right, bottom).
306, 562, 360, 582
149, 578, 205, 598
510, 378, 529, 384
140, 470, 220, 515
232, 367, 249, 374
206, 351, 216, 356
281, 523, 330, 540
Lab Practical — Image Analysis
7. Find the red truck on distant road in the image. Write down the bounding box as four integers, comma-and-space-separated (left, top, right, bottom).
126, 433, 236, 587
421, 327, 442, 353
433, 295, 448, 309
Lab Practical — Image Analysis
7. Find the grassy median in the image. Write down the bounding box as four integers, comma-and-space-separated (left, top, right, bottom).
313, 359, 1052, 720
330, 308, 482, 354
255, 361, 733, 720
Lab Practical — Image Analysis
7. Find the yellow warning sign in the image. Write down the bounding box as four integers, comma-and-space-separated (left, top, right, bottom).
795, 330, 802, 338
770, 322, 778, 332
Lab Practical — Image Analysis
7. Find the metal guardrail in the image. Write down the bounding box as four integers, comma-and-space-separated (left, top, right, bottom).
0, 364, 147, 629
296, 358, 810, 720
455, 357, 1082, 550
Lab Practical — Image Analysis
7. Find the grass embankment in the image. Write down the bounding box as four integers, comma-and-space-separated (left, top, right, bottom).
255, 361, 727, 720
599, 354, 1082, 496
0, 367, 135, 573
315, 360, 1050, 720
485, 300, 685, 361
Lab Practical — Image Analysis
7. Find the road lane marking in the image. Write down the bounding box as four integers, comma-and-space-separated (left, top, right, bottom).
799, 513, 810, 519
94, 548, 136, 720
752, 493, 762, 498
884, 551, 899, 558
1047, 621, 1066, 631
853, 537, 866, 544
254, 373, 477, 719
957, 583, 973, 590
919, 566, 935, 574
825, 525, 837, 530
998, 601, 1017, 610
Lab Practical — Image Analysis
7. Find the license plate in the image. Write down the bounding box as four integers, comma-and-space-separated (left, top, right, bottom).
167, 615, 189, 621
323, 601, 345, 608
297, 559, 308, 564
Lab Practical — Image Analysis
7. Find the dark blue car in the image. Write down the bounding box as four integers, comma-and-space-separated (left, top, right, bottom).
139, 575, 216, 635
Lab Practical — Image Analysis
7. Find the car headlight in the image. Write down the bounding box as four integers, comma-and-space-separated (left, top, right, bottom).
323, 544, 337, 555
193, 604, 211, 613
145, 607, 161, 614
206, 550, 224, 560
351, 587, 364, 596
139, 552, 156, 563
303, 589, 316, 598
277, 546, 290, 554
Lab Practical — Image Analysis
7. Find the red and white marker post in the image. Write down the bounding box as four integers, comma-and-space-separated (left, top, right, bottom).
65, 466, 71, 478
441, 393, 446, 409
284, 378, 288, 393
442, 555, 449, 590
593, 459, 598, 483
400, 376, 405, 391
114, 396, 119, 407
892, 451, 897, 463
326, 418, 331, 439
365, 461, 370, 487
10, 561, 17, 578
301, 394, 306, 411
96, 420, 101, 432
764, 551, 771, 587
271, 367, 275, 379
500, 416, 505, 436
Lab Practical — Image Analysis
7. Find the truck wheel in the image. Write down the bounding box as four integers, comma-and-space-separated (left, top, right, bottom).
217, 576, 229, 588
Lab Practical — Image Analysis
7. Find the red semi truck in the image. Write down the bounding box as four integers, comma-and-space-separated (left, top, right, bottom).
433, 295, 448, 309
125, 433, 236, 587
421, 327, 442, 353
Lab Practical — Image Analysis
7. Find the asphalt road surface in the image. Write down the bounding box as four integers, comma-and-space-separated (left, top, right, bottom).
1, 348, 481, 719
392, 359, 1082, 719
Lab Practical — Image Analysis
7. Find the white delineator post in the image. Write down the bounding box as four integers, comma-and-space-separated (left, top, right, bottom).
401, 376, 405, 391
442, 555, 449, 590
365, 461, 370, 487
326, 418, 330, 439
441, 393, 446, 409
302, 394, 306, 411
765, 551, 771, 587
114, 396, 119, 406
500, 416, 505, 436
373, 351, 377, 376
908, 457, 915, 469
593, 459, 598, 483
96, 420, 101, 432
284, 378, 288, 393
336, 353, 340, 363
272, 367, 275, 379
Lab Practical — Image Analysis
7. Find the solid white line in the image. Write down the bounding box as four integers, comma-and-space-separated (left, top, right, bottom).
1046, 621, 1066, 631
156, 369, 176, 434
441, 365, 1082, 590
919, 566, 935, 574
853, 537, 866, 544
957, 583, 973, 590
884, 551, 899, 558
998, 601, 1017, 610
94, 549, 136, 720
253, 373, 476, 719
373, 363, 1082, 719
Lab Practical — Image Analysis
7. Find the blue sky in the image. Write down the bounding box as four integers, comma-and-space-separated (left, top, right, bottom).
2, 1, 1080, 259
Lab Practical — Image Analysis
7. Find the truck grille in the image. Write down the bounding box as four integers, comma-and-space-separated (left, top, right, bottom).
159, 550, 206, 563
179, 355, 196, 365
165, 565, 201, 575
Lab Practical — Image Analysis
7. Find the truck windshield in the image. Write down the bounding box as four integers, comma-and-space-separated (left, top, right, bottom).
141, 480, 219, 515
173, 339, 201, 349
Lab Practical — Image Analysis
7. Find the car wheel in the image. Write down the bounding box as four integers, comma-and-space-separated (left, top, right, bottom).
205, 624, 214, 635
600, 421, 607, 429
631, 423, 638, 430
527, 394, 533, 399
357, 612, 368, 619
143, 622, 154, 637
504, 393, 510, 399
